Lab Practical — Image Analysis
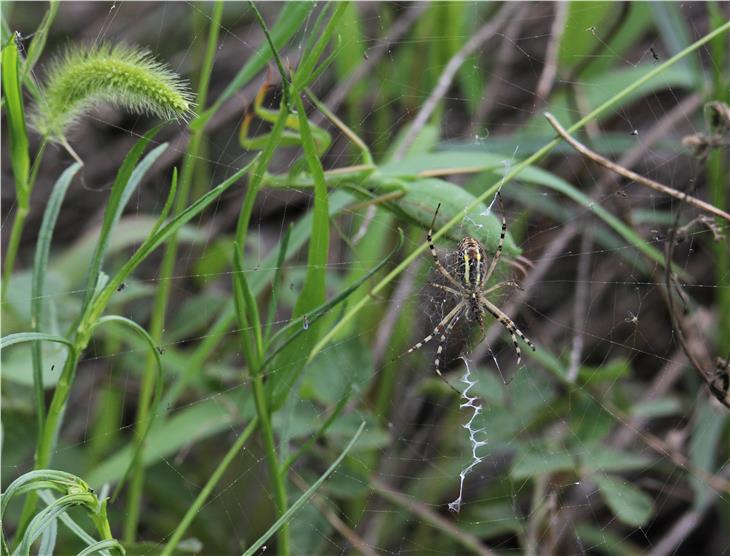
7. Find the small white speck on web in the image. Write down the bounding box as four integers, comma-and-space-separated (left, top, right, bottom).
448, 356, 487, 513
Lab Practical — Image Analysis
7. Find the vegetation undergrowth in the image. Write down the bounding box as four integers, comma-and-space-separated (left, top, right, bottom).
2, 3, 729, 555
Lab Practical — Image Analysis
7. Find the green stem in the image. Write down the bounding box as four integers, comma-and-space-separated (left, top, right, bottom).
250, 365, 290, 555
1, 140, 46, 310
14, 348, 81, 545
248, 0, 291, 112
122, 1, 224, 543
2, 206, 28, 309
160, 418, 259, 556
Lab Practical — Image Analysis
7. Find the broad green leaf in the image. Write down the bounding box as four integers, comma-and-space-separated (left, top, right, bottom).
578, 447, 651, 473
631, 397, 682, 419
594, 474, 654, 527
689, 402, 727, 509
573, 523, 643, 556
510, 448, 575, 479
87, 393, 255, 485
558, 2, 615, 71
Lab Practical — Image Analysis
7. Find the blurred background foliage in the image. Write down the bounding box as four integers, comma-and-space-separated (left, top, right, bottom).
1, 2, 729, 555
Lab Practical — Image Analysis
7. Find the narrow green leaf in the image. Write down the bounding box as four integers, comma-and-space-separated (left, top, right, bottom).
232, 242, 263, 369
0, 333, 75, 357
77, 539, 125, 556
242, 422, 366, 556
80, 124, 167, 313
22, 0, 59, 86
2, 37, 31, 200
594, 474, 654, 527
292, 3, 348, 92
31, 162, 81, 430
202, 2, 313, 122
90, 153, 260, 318
264, 224, 292, 345
266, 94, 330, 407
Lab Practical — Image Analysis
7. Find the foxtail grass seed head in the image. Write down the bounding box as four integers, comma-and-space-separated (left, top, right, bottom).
32, 43, 194, 139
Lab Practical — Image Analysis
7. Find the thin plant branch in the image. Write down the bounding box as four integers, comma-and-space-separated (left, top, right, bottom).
545, 112, 730, 223
567, 228, 593, 382
535, 2, 568, 103
370, 478, 497, 556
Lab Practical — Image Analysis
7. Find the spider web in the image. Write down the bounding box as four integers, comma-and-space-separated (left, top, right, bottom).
2, 2, 729, 555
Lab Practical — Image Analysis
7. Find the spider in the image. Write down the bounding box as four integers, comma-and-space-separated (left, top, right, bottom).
405, 193, 535, 394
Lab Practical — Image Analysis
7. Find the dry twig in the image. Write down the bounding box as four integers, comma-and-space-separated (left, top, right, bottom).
370, 478, 497, 556
545, 112, 730, 223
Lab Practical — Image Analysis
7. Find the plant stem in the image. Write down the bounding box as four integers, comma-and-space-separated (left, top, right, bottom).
2, 140, 46, 309
122, 1, 224, 543
250, 365, 290, 555
160, 418, 259, 556
2, 206, 28, 308
14, 348, 81, 544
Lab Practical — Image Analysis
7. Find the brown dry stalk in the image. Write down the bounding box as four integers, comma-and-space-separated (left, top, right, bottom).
545, 112, 730, 223
370, 478, 497, 556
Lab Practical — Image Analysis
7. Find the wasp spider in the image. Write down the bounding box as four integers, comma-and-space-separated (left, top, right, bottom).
406, 193, 535, 393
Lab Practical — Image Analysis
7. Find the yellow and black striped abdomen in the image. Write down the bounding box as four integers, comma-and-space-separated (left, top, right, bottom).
457, 237, 487, 289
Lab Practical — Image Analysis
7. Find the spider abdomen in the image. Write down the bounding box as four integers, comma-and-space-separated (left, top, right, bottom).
457, 237, 487, 289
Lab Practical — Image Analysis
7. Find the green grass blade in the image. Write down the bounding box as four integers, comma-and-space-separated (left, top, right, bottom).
264, 224, 292, 346
200, 2, 312, 123
291, 3, 348, 93
15, 493, 99, 556
241, 421, 366, 556
76, 539, 125, 556
1, 333, 76, 356
160, 418, 258, 556
267, 94, 330, 407
21, 0, 59, 93
30, 162, 81, 433
1, 470, 89, 516
79, 124, 167, 314
2, 37, 30, 199
87, 153, 260, 322
232, 242, 264, 368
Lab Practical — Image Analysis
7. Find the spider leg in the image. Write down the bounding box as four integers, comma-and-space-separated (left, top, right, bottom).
482, 280, 522, 296
483, 191, 507, 284
434, 307, 464, 395
431, 283, 461, 297
479, 295, 535, 367
402, 301, 465, 395
404, 301, 463, 356
428, 204, 462, 289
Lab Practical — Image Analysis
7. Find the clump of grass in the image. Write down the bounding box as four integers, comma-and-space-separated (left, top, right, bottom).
32, 43, 194, 139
